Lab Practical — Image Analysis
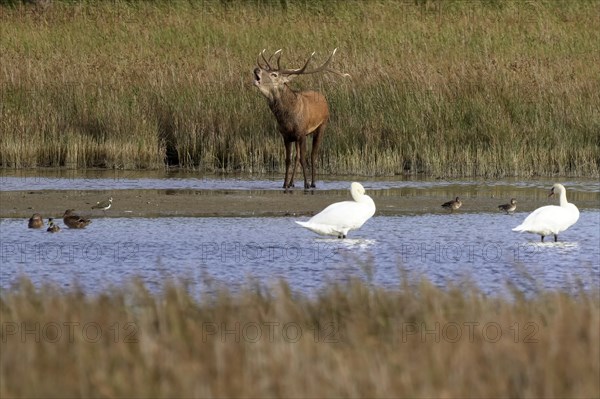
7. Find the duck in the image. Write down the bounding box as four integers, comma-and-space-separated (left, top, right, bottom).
498, 198, 517, 214
512, 183, 579, 242
295, 182, 376, 239
441, 197, 462, 213
92, 197, 112, 214
63, 209, 92, 229
46, 218, 61, 233
28, 213, 44, 228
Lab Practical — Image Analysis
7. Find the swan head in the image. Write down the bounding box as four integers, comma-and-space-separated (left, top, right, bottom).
350, 182, 365, 196
549, 183, 565, 198
350, 182, 365, 202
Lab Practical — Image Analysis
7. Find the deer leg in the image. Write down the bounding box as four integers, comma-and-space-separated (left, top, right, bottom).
309, 123, 326, 188
289, 141, 301, 188
283, 140, 293, 189
298, 136, 310, 189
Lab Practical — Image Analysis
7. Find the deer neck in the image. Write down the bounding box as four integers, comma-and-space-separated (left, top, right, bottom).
268, 85, 300, 124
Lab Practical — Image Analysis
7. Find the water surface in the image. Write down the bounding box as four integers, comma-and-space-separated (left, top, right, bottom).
2, 211, 598, 297
2, 171, 598, 296
2, 169, 599, 194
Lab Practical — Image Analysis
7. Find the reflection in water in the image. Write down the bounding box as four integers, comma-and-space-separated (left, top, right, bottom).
1, 211, 598, 297
317, 237, 377, 249
534, 241, 580, 250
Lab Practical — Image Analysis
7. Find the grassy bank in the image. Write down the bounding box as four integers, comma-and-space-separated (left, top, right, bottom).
1, 1, 599, 177
1, 276, 599, 398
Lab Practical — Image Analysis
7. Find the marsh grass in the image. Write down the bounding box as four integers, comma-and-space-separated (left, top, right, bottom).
1, 0, 599, 177
1, 275, 599, 398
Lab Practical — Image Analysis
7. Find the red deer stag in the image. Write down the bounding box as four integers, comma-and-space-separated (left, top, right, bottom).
253, 48, 348, 189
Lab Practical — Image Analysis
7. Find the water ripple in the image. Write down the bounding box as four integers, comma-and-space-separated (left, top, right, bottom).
1, 211, 598, 297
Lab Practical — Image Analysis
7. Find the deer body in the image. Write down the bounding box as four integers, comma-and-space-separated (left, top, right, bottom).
268, 87, 328, 189
254, 49, 347, 189
269, 89, 328, 139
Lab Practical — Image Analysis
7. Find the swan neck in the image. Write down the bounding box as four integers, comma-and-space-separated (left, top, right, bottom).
559, 189, 569, 207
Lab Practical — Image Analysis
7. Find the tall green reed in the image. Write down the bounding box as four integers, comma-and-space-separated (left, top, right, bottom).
1, 0, 598, 176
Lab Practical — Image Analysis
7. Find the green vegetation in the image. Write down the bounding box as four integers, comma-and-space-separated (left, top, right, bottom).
1, 276, 598, 397
1, 0, 599, 177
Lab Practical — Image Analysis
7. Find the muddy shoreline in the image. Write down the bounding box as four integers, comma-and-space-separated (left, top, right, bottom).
0, 189, 433, 219
2, 188, 598, 220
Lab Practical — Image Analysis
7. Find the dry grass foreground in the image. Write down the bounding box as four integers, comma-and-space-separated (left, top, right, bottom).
1, 276, 599, 398
1, 0, 599, 177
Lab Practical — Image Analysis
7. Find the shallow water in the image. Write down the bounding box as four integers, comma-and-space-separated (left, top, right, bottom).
2, 169, 599, 194
1, 210, 598, 297
2, 171, 599, 296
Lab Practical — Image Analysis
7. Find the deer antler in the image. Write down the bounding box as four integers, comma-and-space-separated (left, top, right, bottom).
274, 49, 283, 70
276, 51, 315, 75
258, 49, 350, 78
280, 48, 350, 78
257, 49, 283, 71
257, 49, 271, 70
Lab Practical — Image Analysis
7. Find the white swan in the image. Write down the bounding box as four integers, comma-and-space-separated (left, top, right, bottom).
512, 183, 579, 242
296, 182, 376, 238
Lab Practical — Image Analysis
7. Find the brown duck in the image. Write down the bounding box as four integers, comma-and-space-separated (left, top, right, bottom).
498, 198, 517, 214
28, 213, 44, 228
441, 197, 462, 213
63, 209, 92, 229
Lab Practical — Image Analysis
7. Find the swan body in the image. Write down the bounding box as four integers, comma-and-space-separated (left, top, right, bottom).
512, 183, 579, 242
296, 182, 376, 238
